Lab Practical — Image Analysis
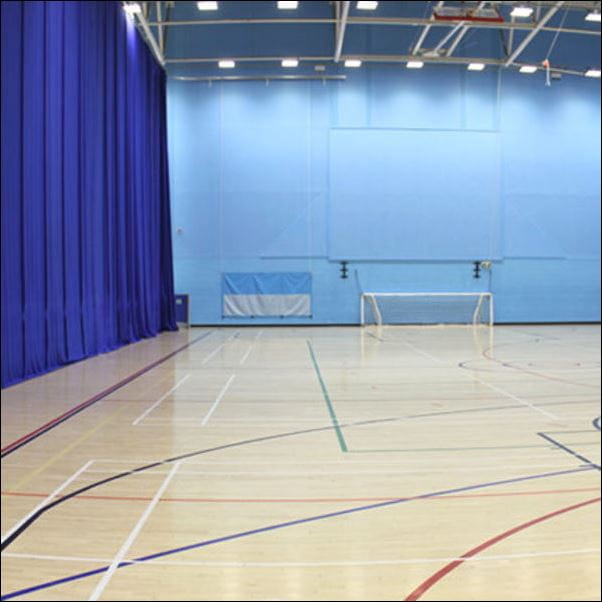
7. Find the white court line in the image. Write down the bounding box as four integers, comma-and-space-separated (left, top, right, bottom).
393, 337, 559, 421
401, 340, 444, 363
6, 548, 600, 567
469, 375, 560, 421
1, 460, 94, 545
202, 332, 239, 365
87, 461, 181, 601
132, 374, 191, 426
78, 461, 575, 477
92, 457, 586, 467
239, 330, 263, 365
201, 374, 236, 426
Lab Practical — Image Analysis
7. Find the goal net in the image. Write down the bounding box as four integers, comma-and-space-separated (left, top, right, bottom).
360, 292, 493, 327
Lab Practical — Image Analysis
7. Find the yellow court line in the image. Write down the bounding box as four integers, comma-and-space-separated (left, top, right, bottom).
7, 404, 129, 493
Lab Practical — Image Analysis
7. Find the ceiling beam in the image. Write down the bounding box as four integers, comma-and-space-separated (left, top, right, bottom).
507, 14, 515, 55
171, 75, 347, 82
426, 21, 465, 56
334, 1, 351, 63
156, 1, 164, 54
492, 0, 596, 10
136, 4, 165, 66
145, 16, 599, 38
505, 1, 565, 66
412, 1, 445, 55
121, 1, 165, 67
164, 53, 595, 77
446, 1, 488, 57
334, 1, 340, 53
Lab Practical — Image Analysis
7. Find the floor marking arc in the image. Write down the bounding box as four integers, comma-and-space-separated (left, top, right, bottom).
404, 496, 601, 600
2, 402, 599, 552
0, 466, 595, 600
1, 461, 94, 546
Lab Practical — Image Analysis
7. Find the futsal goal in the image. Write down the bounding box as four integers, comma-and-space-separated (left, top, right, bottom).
360, 292, 494, 327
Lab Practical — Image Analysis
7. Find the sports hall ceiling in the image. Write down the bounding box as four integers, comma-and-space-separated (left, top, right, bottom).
124, 1, 601, 80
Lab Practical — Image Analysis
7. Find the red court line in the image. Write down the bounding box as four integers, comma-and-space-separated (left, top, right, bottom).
0, 331, 213, 457
2, 487, 599, 504
404, 496, 601, 601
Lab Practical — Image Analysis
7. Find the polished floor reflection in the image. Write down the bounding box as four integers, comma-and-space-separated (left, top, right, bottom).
1, 324, 600, 601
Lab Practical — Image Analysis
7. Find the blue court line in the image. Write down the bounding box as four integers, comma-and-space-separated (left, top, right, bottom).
0, 466, 594, 601
538, 432, 601, 471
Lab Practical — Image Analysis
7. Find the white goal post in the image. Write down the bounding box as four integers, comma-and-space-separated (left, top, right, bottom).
360, 292, 494, 327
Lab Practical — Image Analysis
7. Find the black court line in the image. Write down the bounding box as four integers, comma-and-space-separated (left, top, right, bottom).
4, 397, 601, 552
537, 432, 601, 472
4, 398, 600, 550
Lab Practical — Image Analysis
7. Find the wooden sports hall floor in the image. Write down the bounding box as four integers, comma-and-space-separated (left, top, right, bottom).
1, 324, 600, 601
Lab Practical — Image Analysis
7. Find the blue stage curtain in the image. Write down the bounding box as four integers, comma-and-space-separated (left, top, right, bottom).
1, 1, 176, 388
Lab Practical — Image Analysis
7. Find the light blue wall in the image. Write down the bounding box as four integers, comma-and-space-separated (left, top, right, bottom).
167, 65, 601, 324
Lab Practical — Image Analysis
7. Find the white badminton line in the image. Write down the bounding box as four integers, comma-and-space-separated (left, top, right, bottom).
239, 330, 263, 365
87, 461, 181, 601
1, 460, 94, 545
6, 547, 600, 568
201, 332, 239, 365
394, 338, 561, 421
132, 374, 191, 426
201, 374, 236, 426
469, 374, 560, 421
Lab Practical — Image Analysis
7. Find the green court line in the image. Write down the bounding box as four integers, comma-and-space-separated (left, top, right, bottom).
307, 341, 348, 452
349, 444, 547, 453
349, 441, 601, 453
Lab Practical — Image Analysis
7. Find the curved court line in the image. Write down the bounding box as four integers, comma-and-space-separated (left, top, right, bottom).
404, 496, 601, 601
0, 330, 215, 458
2, 398, 600, 551
0, 467, 595, 600
480, 342, 600, 390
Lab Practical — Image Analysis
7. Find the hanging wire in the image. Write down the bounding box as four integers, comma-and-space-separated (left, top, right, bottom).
543, 7, 570, 85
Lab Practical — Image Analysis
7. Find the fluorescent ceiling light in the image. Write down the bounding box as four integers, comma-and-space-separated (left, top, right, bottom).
344, 59, 362, 68
585, 69, 601, 78
218, 60, 235, 69
281, 58, 299, 67
406, 61, 424, 69
197, 1, 218, 10
510, 6, 534, 18
277, 1, 298, 8
123, 3, 142, 14
467, 63, 486, 71
357, 1, 379, 10
585, 10, 601, 22
519, 65, 538, 73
